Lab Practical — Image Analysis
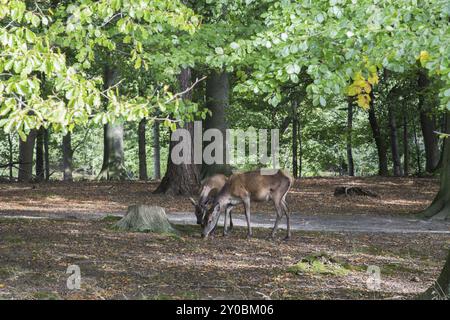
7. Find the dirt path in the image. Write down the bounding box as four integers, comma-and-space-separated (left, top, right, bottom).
170, 212, 450, 234
1, 210, 449, 234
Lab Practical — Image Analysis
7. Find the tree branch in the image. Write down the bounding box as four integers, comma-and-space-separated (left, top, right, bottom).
164, 76, 207, 104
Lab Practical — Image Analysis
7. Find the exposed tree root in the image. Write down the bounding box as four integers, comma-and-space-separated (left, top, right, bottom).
97, 162, 130, 181
418, 251, 450, 300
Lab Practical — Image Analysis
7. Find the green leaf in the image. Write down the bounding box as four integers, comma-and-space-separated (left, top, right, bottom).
18, 130, 27, 141
31, 15, 40, 27
319, 96, 326, 107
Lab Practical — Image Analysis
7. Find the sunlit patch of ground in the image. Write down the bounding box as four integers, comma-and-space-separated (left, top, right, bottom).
0, 177, 440, 217
0, 218, 448, 300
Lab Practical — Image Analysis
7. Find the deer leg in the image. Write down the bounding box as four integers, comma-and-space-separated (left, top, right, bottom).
281, 199, 291, 240
229, 209, 234, 231
270, 201, 283, 239
243, 198, 252, 239
225, 205, 234, 235
223, 205, 231, 236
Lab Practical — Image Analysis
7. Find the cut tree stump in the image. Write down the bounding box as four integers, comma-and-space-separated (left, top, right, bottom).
115, 205, 176, 234
334, 186, 378, 198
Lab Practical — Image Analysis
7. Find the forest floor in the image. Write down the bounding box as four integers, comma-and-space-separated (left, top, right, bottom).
0, 219, 448, 300
0, 177, 449, 300
0, 176, 440, 217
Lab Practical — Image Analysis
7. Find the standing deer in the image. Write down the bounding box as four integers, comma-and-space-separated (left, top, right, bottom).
189, 174, 233, 230
202, 170, 294, 240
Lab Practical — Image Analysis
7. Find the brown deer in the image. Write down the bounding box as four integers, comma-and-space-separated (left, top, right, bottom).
189, 174, 233, 230
201, 169, 294, 240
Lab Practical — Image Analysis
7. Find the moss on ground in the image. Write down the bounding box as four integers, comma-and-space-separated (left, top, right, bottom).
2, 235, 25, 244
101, 215, 122, 222
381, 263, 420, 275
287, 252, 352, 276
32, 291, 60, 300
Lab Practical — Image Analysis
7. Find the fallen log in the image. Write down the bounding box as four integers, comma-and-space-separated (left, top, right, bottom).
334, 186, 378, 197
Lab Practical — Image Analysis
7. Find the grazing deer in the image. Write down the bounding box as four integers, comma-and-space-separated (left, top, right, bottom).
189, 174, 233, 230
202, 170, 294, 240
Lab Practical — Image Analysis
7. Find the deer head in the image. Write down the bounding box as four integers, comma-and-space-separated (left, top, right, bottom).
201, 202, 222, 238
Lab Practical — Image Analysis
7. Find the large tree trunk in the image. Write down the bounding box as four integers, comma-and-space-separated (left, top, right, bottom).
368, 92, 388, 176
418, 70, 440, 173
201, 70, 232, 178
421, 112, 450, 220
100, 124, 128, 180
403, 115, 409, 176
62, 133, 73, 181
420, 250, 450, 299
153, 119, 161, 180
35, 127, 45, 181
154, 68, 200, 195
292, 100, 298, 178
99, 65, 128, 180
347, 98, 355, 176
138, 118, 148, 181
388, 103, 402, 176
18, 130, 37, 182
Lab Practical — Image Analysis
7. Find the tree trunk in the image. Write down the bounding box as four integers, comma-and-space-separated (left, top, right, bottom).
35, 127, 45, 182
403, 115, 409, 176
347, 98, 355, 176
99, 65, 128, 180
62, 133, 73, 181
413, 117, 422, 175
154, 68, 200, 195
138, 118, 148, 181
421, 112, 450, 220
368, 92, 388, 176
8, 134, 13, 181
292, 101, 298, 179
298, 107, 302, 178
100, 124, 128, 180
418, 70, 440, 173
420, 250, 450, 299
44, 129, 49, 180
18, 130, 37, 182
201, 70, 232, 178
153, 119, 161, 180
388, 103, 402, 176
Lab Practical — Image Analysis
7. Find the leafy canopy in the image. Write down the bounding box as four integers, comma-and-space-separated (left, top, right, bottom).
0, 0, 198, 137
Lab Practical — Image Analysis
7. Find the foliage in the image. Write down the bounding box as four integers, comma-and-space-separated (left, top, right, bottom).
0, 0, 448, 178
230, 0, 449, 111
0, 0, 200, 138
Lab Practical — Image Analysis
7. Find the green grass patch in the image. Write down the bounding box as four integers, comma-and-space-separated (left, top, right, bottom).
173, 224, 200, 236
381, 263, 419, 275
32, 291, 60, 300
101, 215, 122, 222
2, 235, 25, 244
0, 266, 24, 278
287, 252, 352, 276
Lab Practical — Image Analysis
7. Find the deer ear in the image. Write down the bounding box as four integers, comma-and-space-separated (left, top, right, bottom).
189, 197, 197, 206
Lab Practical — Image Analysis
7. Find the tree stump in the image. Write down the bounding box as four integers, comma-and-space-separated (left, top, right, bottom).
334, 186, 378, 197
115, 205, 176, 234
